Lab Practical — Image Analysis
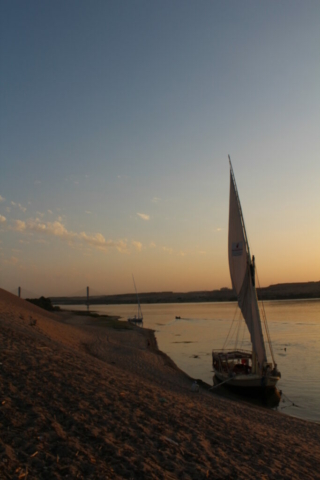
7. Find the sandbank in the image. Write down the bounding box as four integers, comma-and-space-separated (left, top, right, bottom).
0, 288, 319, 479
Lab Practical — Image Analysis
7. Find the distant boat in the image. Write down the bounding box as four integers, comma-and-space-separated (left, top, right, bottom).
128, 275, 143, 324
212, 157, 281, 391
175, 316, 181, 319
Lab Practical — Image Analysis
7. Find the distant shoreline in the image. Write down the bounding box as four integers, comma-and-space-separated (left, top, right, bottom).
51, 281, 320, 305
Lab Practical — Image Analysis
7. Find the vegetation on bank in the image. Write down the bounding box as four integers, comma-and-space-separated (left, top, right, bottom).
26, 296, 61, 312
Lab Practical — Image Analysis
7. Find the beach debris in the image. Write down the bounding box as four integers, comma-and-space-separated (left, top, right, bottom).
191, 381, 199, 392
29, 317, 37, 326
30, 451, 38, 458
18, 466, 28, 479
162, 436, 179, 446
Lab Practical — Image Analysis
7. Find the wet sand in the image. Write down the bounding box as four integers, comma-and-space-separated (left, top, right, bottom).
0, 288, 319, 479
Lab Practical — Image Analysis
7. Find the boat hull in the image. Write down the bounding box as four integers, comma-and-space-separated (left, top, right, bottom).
128, 317, 143, 323
214, 370, 279, 390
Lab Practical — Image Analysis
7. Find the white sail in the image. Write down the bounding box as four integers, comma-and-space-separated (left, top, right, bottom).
228, 164, 267, 370
228, 169, 248, 295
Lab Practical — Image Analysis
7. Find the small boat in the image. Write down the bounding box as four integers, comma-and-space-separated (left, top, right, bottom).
175, 316, 181, 319
212, 157, 281, 391
128, 275, 143, 324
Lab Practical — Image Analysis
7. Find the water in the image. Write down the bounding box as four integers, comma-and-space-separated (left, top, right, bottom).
58, 299, 320, 424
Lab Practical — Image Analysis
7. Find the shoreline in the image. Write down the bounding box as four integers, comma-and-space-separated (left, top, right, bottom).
50, 281, 320, 305
1, 288, 320, 479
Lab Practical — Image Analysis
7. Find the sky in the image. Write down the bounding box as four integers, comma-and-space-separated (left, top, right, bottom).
1, 1, 319, 297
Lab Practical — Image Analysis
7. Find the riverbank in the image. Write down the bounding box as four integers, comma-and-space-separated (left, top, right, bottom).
1, 288, 319, 479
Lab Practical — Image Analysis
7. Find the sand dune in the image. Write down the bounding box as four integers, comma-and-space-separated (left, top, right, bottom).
0, 288, 319, 479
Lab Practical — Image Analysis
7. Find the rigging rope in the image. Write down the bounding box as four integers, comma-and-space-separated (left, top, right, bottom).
255, 265, 276, 365
239, 318, 247, 349
233, 311, 243, 350
222, 302, 239, 351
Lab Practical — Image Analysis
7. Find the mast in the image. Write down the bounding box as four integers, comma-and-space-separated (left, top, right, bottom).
132, 275, 142, 319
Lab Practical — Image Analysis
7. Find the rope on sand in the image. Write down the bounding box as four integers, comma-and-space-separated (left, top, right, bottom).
280, 392, 303, 410
209, 377, 234, 390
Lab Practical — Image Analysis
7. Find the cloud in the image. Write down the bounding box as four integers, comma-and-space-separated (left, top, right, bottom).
85, 210, 92, 214
152, 197, 161, 204
137, 213, 150, 221
0, 215, 6, 223
46, 221, 73, 238
178, 251, 186, 256
4, 256, 19, 265
11, 201, 27, 212
0, 195, 5, 202
162, 246, 173, 254
216, 227, 222, 232
79, 232, 108, 247
8, 217, 129, 254
12, 220, 26, 231
132, 241, 143, 252
34, 180, 41, 185
47, 210, 53, 214
150, 242, 156, 248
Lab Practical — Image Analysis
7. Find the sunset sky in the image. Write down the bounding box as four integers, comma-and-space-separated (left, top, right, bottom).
1, 1, 319, 297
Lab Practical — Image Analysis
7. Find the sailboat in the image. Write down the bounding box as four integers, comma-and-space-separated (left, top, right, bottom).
127, 275, 143, 324
212, 157, 281, 390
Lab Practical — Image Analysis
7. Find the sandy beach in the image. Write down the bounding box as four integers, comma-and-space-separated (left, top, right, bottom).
0, 288, 319, 479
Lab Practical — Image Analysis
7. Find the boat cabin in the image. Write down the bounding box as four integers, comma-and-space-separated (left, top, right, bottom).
212, 350, 254, 375
212, 349, 277, 377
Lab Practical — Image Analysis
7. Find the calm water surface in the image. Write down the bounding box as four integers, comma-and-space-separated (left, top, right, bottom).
59, 299, 320, 424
